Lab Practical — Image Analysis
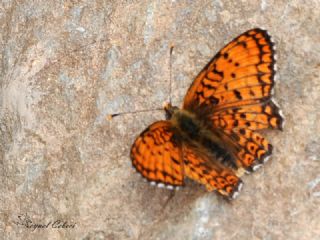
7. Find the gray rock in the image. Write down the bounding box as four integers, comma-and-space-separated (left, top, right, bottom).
1, 1, 319, 239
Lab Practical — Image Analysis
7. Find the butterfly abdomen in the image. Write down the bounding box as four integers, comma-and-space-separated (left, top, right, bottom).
201, 137, 236, 168
173, 109, 235, 168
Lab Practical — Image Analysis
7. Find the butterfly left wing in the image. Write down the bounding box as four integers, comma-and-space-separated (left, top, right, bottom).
130, 121, 184, 188
182, 142, 243, 199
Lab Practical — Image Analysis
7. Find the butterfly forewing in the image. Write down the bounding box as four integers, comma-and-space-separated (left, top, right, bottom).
211, 101, 283, 131
130, 121, 184, 187
183, 28, 276, 112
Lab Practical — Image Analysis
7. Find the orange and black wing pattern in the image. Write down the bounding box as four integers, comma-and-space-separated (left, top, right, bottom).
211, 101, 283, 131
217, 128, 273, 171
182, 143, 243, 199
183, 28, 283, 171
183, 28, 279, 114
130, 121, 184, 188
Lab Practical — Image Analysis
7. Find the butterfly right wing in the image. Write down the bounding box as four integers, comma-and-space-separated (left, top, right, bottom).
182, 142, 243, 199
216, 128, 273, 172
182, 28, 283, 131
130, 121, 184, 188
182, 28, 283, 171
183, 28, 277, 113
211, 101, 283, 131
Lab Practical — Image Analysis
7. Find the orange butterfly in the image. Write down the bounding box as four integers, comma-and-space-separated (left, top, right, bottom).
130, 28, 284, 199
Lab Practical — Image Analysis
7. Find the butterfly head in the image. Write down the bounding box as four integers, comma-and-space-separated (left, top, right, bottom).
163, 102, 179, 120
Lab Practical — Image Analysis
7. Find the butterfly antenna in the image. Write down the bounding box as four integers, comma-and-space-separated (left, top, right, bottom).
108, 46, 174, 121
169, 45, 174, 105
107, 108, 163, 120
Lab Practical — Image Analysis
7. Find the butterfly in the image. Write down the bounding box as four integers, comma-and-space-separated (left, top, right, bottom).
130, 28, 284, 199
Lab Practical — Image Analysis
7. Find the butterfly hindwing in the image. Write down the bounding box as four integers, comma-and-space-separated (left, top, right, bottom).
130, 121, 184, 188
216, 127, 273, 172
182, 143, 242, 199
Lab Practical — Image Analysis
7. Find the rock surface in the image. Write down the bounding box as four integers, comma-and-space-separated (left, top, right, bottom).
1, 0, 319, 239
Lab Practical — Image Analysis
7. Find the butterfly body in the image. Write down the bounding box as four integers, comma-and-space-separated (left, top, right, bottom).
166, 103, 236, 169
130, 28, 284, 199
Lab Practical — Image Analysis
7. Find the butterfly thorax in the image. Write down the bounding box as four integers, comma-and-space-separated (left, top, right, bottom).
164, 103, 199, 137
165, 103, 236, 168
165, 102, 211, 140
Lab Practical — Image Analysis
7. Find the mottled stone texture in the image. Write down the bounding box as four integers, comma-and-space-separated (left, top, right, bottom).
1, 0, 319, 239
